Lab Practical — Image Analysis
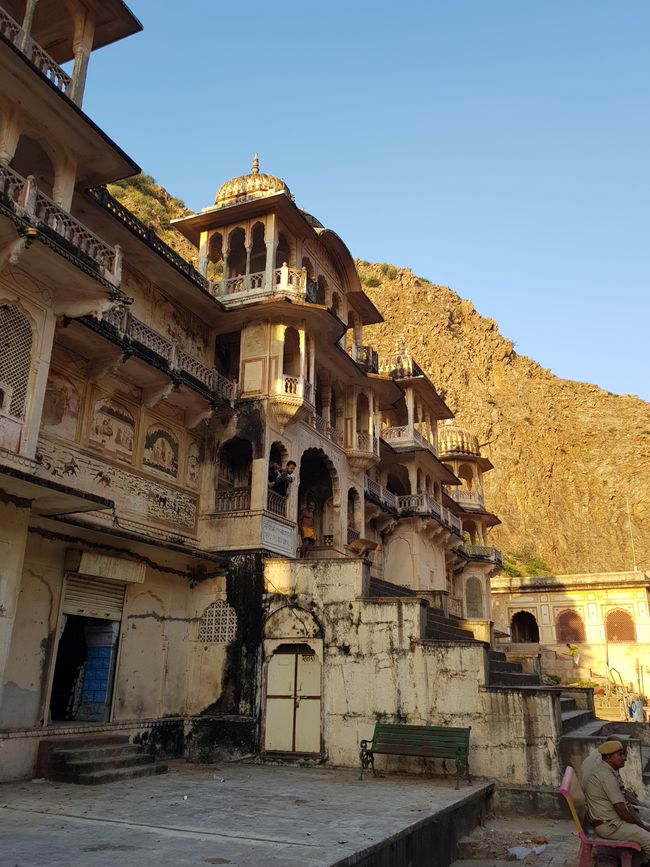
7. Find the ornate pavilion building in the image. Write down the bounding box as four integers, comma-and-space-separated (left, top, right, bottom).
0, 0, 586, 790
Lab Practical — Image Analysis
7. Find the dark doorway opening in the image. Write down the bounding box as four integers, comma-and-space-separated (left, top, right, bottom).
510, 611, 540, 643
49, 615, 120, 723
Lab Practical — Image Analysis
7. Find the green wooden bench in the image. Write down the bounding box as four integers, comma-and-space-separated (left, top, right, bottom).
359, 722, 471, 788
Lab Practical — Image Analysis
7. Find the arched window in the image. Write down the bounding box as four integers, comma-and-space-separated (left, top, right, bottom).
386, 465, 410, 496
0, 305, 33, 419
250, 222, 266, 274
283, 327, 300, 377
606, 609, 635, 643
555, 609, 586, 643
458, 463, 473, 490
227, 227, 246, 277
510, 611, 539, 643
215, 437, 252, 511
465, 576, 484, 618
275, 231, 292, 268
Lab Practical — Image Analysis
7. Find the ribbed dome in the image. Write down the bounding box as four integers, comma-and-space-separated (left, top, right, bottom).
438, 419, 480, 457
214, 155, 291, 208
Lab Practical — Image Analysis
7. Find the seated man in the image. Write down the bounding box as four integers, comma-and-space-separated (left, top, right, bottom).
583, 743, 650, 824
584, 740, 650, 857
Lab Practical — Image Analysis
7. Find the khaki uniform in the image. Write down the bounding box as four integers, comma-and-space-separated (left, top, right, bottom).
584, 759, 650, 855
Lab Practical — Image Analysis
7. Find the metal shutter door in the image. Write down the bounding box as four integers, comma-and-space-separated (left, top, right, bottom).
63, 575, 126, 621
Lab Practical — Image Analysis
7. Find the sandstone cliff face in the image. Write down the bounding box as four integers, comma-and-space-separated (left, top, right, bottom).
109, 177, 650, 574
359, 263, 650, 574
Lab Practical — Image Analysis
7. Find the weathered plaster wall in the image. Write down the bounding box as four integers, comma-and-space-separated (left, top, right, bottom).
263, 558, 562, 786
0, 533, 65, 728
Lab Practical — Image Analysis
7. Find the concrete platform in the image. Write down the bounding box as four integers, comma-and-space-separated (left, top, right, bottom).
1, 760, 494, 867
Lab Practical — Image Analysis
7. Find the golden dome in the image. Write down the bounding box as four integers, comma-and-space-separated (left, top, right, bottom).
438, 419, 480, 457
214, 155, 291, 208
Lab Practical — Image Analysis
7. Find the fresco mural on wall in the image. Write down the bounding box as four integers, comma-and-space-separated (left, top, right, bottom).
89, 398, 135, 460
143, 426, 179, 478
36, 437, 197, 530
186, 440, 201, 489
41, 370, 81, 440
148, 290, 210, 365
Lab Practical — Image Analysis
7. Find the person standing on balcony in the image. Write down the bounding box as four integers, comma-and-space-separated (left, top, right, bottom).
269, 460, 296, 497
299, 501, 317, 558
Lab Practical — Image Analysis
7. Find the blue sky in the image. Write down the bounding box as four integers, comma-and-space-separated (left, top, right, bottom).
84, 1, 650, 400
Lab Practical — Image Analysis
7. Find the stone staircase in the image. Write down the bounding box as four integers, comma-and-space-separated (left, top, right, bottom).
36, 733, 168, 785
488, 650, 541, 687
368, 579, 542, 687
559, 695, 598, 733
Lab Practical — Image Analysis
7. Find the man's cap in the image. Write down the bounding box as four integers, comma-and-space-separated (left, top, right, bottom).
598, 740, 625, 755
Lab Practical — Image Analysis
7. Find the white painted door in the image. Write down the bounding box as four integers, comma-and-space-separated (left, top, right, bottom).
265, 648, 321, 754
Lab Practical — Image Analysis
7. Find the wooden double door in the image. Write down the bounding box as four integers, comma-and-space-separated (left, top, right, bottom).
264, 644, 321, 754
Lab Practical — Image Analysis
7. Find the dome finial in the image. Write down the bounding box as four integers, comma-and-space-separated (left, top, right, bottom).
251, 153, 259, 175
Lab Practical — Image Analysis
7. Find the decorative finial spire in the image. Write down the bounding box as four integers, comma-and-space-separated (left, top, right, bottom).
251, 153, 259, 175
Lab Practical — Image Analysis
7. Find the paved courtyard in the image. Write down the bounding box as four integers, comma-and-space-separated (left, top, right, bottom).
1, 760, 493, 867
452, 814, 580, 867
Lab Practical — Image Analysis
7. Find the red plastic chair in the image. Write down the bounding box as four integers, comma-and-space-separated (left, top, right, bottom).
560, 765, 641, 867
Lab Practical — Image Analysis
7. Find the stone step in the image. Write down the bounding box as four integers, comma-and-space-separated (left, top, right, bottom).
52, 743, 143, 761
40, 734, 130, 751
489, 661, 524, 674
77, 762, 168, 785
561, 709, 596, 733
369, 578, 416, 598
425, 622, 478, 642
489, 650, 506, 662
560, 697, 577, 712
68, 753, 155, 775
489, 671, 541, 687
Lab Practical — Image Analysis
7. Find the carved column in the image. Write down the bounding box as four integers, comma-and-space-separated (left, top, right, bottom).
198, 231, 209, 277
244, 244, 252, 289
68, 5, 95, 106
264, 215, 278, 291
18, 0, 39, 50
405, 387, 415, 436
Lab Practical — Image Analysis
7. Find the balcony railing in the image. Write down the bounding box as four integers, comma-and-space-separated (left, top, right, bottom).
305, 412, 345, 449
216, 264, 318, 306
0, 7, 72, 96
277, 374, 313, 404
448, 488, 485, 508
380, 423, 437, 455
379, 352, 424, 379
0, 164, 122, 286
363, 475, 398, 512
266, 490, 288, 518
460, 544, 502, 565
100, 309, 238, 403
215, 488, 251, 513
355, 345, 379, 374
89, 187, 212, 296
364, 476, 461, 534
353, 431, 380, 457
347, 527, 360, 545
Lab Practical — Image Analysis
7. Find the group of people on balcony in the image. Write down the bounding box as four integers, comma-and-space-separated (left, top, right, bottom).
267, 459, 317, 558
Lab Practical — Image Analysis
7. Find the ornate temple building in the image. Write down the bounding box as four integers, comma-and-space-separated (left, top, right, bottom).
0, 0, 589, 789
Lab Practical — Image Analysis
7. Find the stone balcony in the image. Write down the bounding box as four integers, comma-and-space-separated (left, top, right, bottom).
380, 423, 437, 456
459, 544, 503, 566
89, 187, 212, 298
304, 412, 344, 450
346, 431, 380, 470
448, 488, 485, 509
347, 344, 379, 374
0, 163, 122, 287
363, 476, 462, 536
0, 6, 72, 98
217, 264, 319, 309
269, 373, 315, 429
98, 308, 238, 403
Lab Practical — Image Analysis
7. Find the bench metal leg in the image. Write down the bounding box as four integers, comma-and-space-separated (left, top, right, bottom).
359, 745, 375, 781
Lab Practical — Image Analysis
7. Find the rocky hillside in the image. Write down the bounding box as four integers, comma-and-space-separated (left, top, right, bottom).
109, 176, 650, 575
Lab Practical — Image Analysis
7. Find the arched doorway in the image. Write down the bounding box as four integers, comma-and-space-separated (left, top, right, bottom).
510, 611, 539, 643
263, 606, 323, 755
605, 609, 635, 643
298, 448, 337, 547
